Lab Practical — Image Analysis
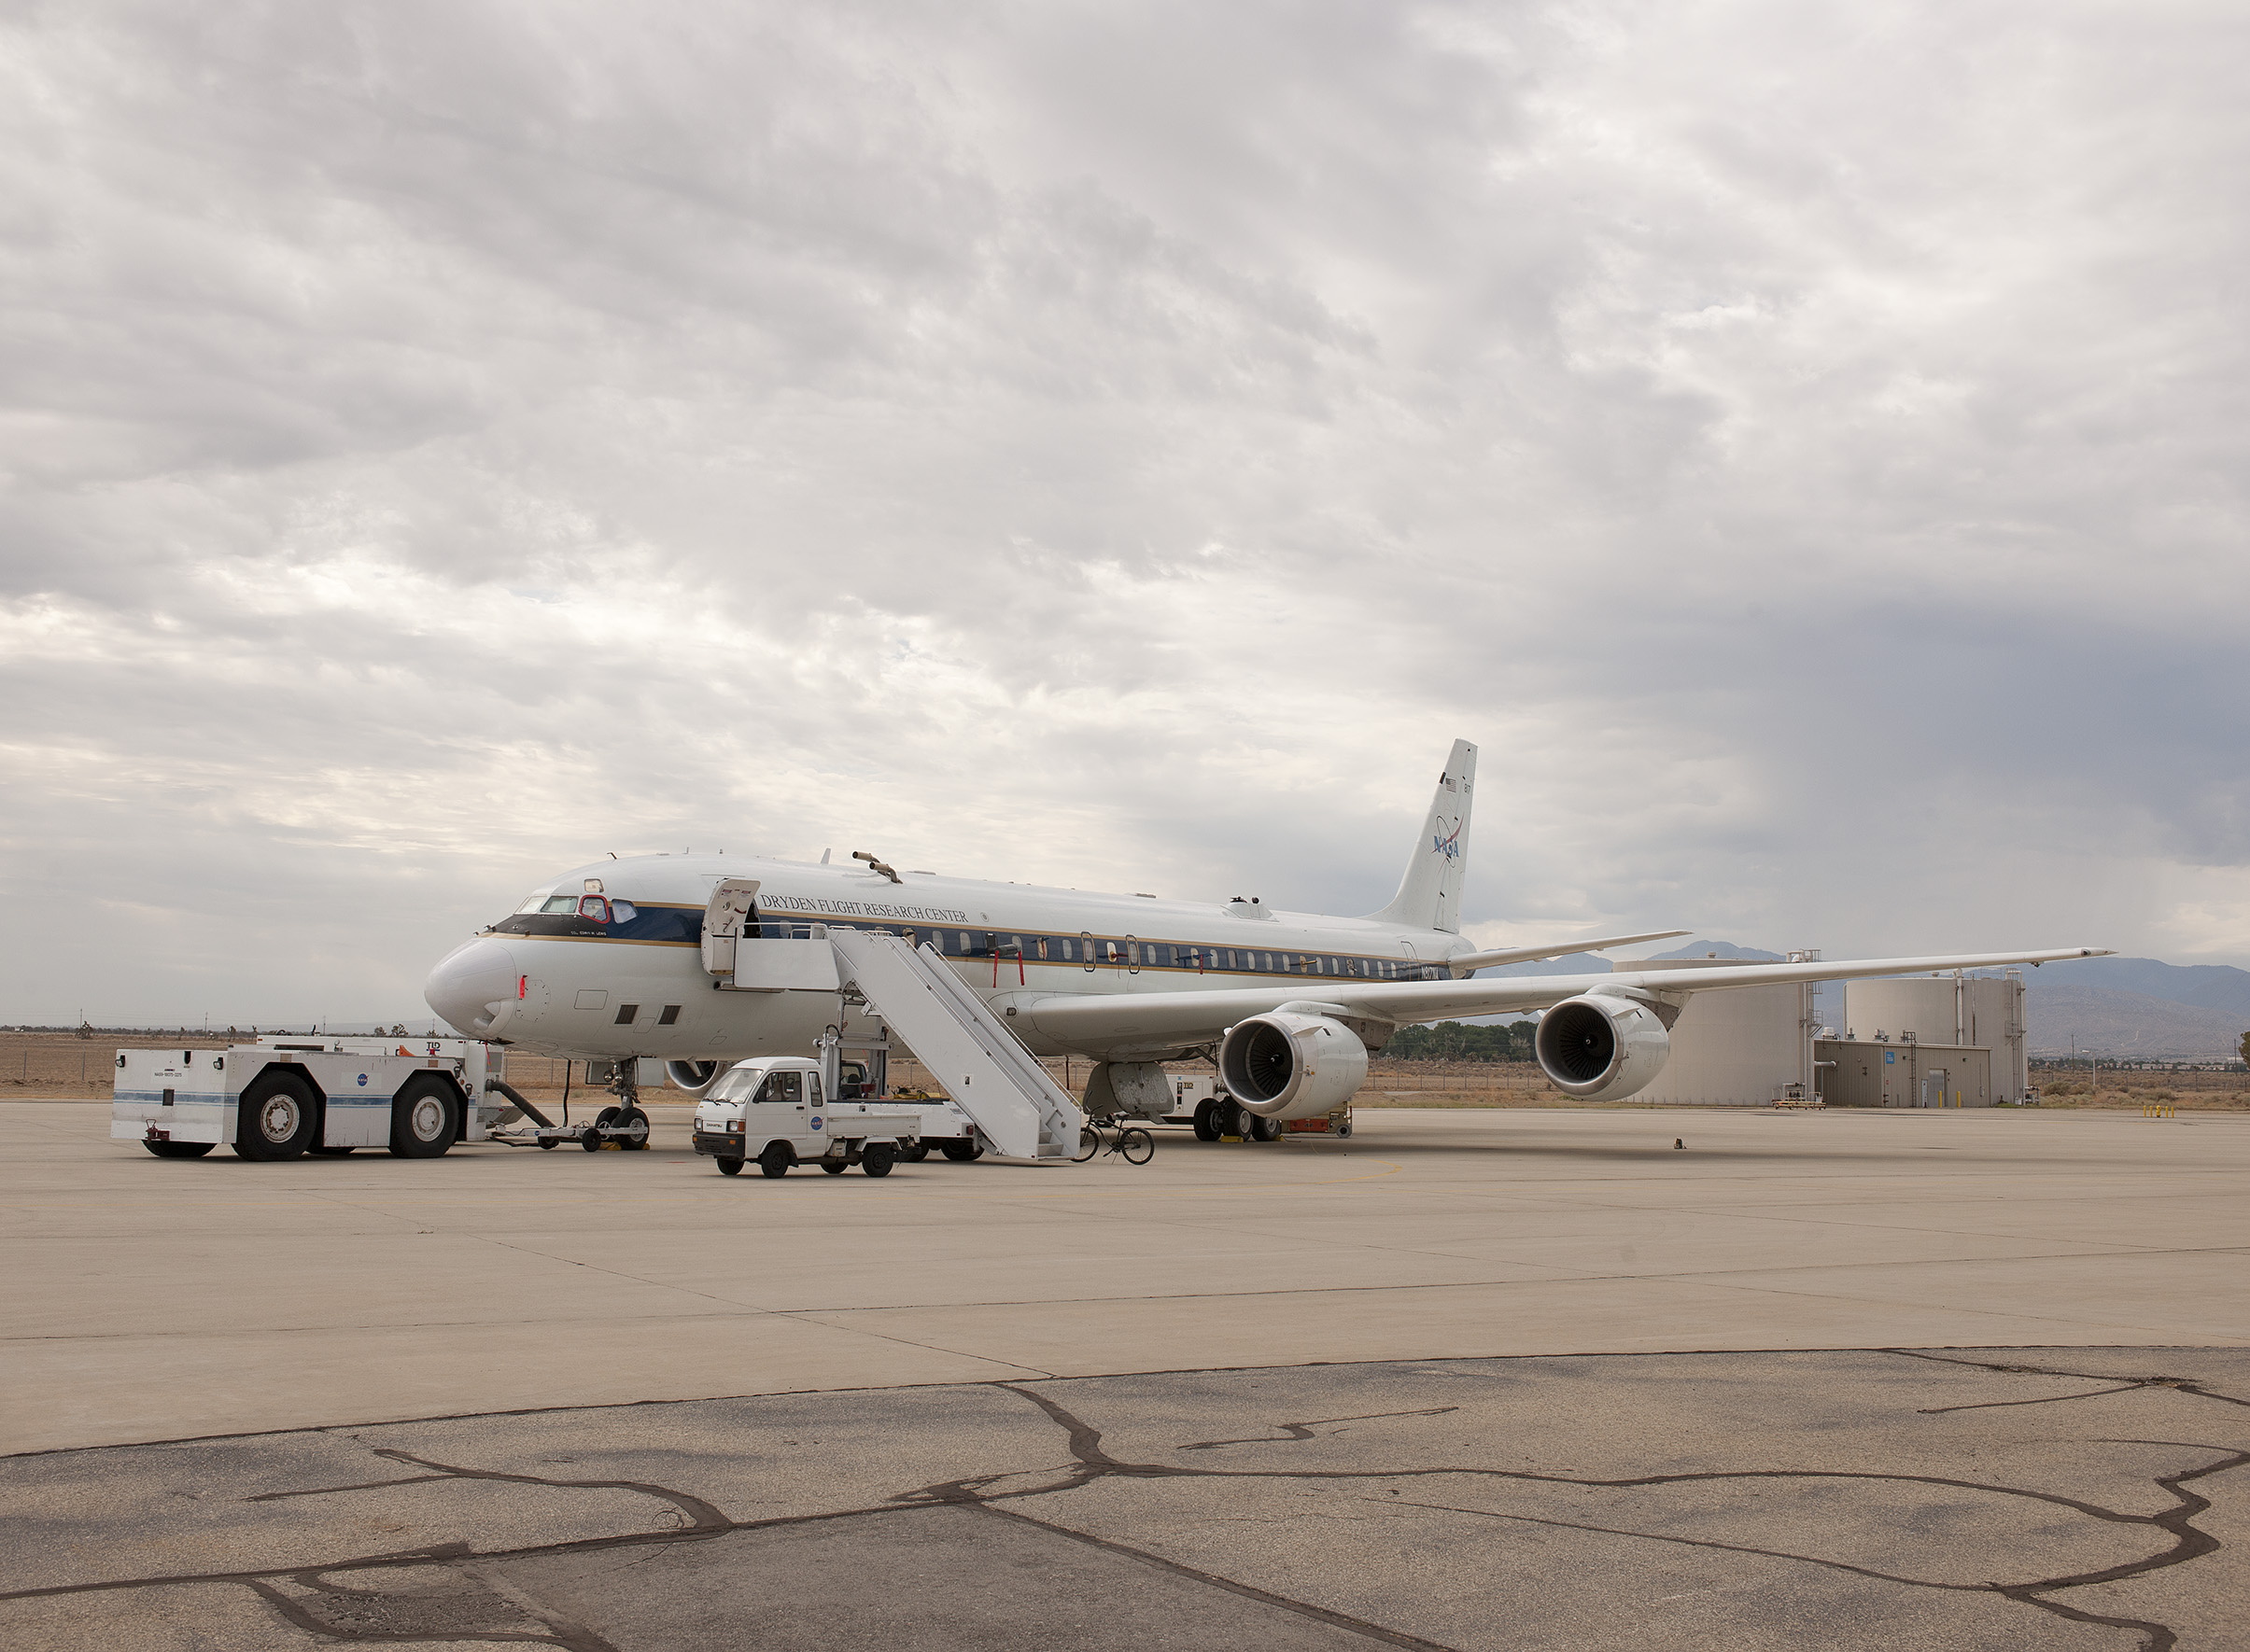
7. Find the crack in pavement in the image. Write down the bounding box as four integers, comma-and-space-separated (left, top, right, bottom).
1179, 1407, 1462, 1452
5, 1353, 2245, 1651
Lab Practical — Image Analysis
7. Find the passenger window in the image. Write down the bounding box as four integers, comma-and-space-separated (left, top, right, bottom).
808, 1075, 823, 1104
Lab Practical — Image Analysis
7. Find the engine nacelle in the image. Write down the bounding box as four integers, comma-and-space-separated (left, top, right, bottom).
665, 1059, 724, 1098
1218, 1013, 1370, 1120
1533, 994, 1672, 1100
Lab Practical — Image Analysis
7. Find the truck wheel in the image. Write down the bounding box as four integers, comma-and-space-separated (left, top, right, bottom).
940, 1141, 982, 1162
235, 1071, 317, 1161
389, 1076, 459, 1158
584, 1105, 618, 1151
759, 1142, 794, 1178
143, 1140, 215, 1159
862, 1142, 894, 1177
1192, 1100, 1220, 1141
716, 1156, 745, 1177
821, 1158, 849, 1175
899, 1141, 929, 1162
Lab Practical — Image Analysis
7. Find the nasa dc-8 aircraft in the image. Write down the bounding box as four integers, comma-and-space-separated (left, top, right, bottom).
424, 738, 2107, 1121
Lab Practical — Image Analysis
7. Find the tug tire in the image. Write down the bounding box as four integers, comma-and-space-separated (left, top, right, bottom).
388, 1075, 459, 1158
235, 1071, 318, 1162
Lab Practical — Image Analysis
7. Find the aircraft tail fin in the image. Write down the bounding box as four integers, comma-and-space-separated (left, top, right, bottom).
1367, 738, 1476, 933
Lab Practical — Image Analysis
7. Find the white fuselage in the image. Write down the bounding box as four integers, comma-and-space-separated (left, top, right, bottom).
425, 852, 1470, 1065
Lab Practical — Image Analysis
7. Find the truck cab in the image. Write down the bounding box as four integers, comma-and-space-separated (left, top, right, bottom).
691, 1057, 922, 1179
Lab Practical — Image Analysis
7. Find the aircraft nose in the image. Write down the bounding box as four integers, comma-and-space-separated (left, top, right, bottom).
425, 938, 519, 1036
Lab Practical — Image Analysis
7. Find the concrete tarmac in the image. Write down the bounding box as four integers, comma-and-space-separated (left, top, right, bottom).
5, 1101, 2247, 1648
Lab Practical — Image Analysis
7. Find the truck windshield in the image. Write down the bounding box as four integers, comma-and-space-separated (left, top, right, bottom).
708, 1068, 762, 1102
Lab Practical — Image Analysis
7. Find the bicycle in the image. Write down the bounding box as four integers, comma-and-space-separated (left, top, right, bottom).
1072, 1115, 1155, 1165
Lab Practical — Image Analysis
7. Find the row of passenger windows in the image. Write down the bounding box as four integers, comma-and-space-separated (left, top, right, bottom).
866, 926, 1427, 980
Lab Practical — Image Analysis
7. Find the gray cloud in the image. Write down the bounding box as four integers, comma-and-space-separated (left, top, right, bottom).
2, 1, 2244, 1023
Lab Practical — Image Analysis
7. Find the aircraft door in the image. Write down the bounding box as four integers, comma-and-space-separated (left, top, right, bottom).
702, 878, 762, 978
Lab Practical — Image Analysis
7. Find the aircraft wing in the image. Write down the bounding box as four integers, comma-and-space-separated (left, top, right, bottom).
1017, 947, 2111, 1057
1442, 929, 1691, 973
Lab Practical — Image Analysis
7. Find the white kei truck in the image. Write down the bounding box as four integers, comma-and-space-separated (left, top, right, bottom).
691, 1057, 924, 1179
114, 1035, 521, 1161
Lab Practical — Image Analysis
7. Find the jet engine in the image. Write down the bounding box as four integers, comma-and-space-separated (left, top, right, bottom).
1533, 994, 1672, 1101
1218, 1013, 1370, 1120
665, 1059, 724, 1098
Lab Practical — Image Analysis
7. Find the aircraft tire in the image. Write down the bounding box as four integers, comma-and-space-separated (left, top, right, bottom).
1247, 1113, 1281, 1142
389, 1076, 459, 1158
143, 1140, 215, 1159
235, 1071, 318, 1161
862, 1142, 894, 1177
1191, 1101, 1220, 1141
759, 1143, 793, 1178
716, 1156, 744, 1176
616, 1105, 651, 1150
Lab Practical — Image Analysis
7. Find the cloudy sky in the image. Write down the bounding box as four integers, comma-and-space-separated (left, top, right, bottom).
4, 1, 2245, 1026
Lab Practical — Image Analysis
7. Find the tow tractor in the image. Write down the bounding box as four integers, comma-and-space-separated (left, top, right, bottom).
114, 1035, 514, 1160
691, 1057, 923, 1178
112, 1034, 667, 1160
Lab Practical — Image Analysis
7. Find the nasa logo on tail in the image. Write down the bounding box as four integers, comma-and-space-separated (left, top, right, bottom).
1432, 818, 1462, 861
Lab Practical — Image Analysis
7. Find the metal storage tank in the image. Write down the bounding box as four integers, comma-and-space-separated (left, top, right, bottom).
1843, 973, 2027, 1101
1625, 959, 1813, 1106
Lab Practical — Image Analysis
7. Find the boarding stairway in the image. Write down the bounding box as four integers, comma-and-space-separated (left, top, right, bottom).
825, 928, 1081, 1160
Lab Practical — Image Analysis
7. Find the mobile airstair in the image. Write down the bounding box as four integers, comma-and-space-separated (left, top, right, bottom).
825, 927, 1081, 1160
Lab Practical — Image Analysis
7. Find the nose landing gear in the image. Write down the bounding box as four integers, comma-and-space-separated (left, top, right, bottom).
583, 1065, 653, 1151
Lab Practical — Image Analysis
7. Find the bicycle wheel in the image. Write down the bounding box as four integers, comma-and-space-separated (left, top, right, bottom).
1073, 1125, 1101, 1163
1118, 1127, 1154, 1165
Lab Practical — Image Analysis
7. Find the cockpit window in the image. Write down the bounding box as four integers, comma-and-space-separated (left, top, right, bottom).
540, 896, 577, 913
610, 898, 638, 922
578, 896, 609, 922
514, 891, 560, 915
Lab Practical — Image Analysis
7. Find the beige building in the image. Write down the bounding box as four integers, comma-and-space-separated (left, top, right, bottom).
1816, 1038, 1993, 1107
1842, 973, 2028, 1102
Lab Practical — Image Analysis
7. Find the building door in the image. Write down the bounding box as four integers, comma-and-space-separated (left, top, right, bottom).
1920, 1069, 1948, 1108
